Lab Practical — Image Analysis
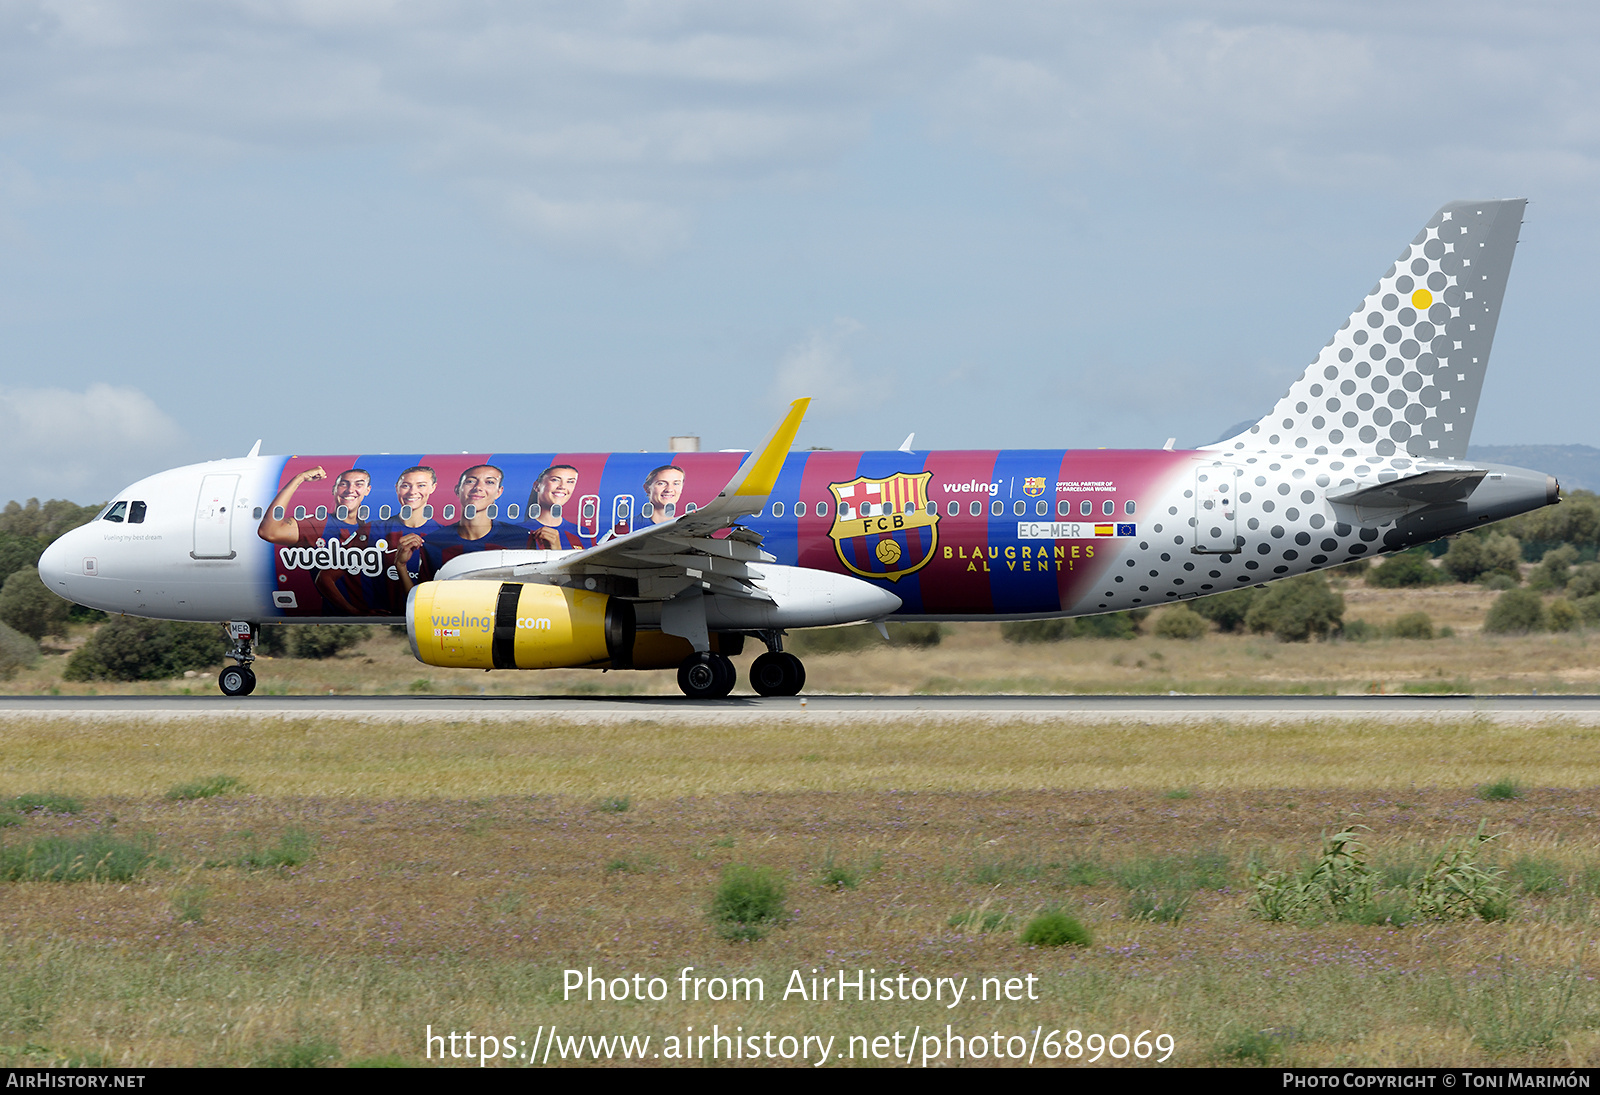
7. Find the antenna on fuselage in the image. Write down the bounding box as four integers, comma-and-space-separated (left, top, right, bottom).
898, 433, 915, 453
246, 439, 262, 458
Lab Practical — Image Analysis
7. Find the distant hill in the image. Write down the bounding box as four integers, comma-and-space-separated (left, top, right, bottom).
1466, 445, 1600, 494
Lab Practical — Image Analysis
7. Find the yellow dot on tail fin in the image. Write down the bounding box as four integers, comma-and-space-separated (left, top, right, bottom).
1411, 288, 1433, 309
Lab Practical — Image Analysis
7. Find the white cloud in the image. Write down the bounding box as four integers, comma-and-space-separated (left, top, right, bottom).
772, 320, 892, 415
0, 384, 182, 498
3, 2, 1600, 251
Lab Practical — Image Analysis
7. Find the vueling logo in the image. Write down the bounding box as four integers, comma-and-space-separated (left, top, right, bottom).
827, 472, 939, 583
280, 537, 388, 577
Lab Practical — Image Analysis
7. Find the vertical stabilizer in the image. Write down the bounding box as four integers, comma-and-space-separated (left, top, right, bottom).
1206, 199, 1525, 460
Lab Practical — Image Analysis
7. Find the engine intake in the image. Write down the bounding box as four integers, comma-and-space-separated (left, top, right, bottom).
408, 581, 634, 670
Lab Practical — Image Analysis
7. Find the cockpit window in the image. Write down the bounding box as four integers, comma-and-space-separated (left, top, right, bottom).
128, 501, 147, 524
103, 502, 127, 523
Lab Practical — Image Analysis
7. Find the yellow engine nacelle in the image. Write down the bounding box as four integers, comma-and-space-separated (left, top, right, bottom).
408, 581, 634, 670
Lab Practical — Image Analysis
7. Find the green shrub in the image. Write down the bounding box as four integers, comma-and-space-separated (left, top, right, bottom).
1483, 589, 1547, 634
1368, 550, 1446, 588
1477, 778, 1521, 802
1245, 573, 1344, 642
999, 619, 1070, 643
594, 796, 631, 813
1153, 606, 1208, 639
253, 1037, 341, 1068
8, 793, 83, 815
0, 832, 157, 882
949, 905, 1011, 933
1413, 824, 1511, 921
1340, 618, 1377, 642
1000, 611, 1146, 643
1547, 598, 1580, 632
64, 618, 229, 681
785, 625, 878, 655
1125, 889, 1191, 922
213, 827, 317, 871
0, 567, 70, 641
1019, 911, 1090, 947
165, 776, 241, 801
1528, 545, 1579, 591
887, 622, 942, 647
1443, 531, 1524, 583
1507, 857, 1565, 895
0, 620, 38, 680
288, 624, 372, 659
1567, 562, 1600, 600
1388, 612, 1435, 640
1189, 588, 1258, 632
710, 865, 787, 940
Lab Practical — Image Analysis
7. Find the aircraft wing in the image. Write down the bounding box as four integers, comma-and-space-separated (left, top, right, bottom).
432, 399, 811, 603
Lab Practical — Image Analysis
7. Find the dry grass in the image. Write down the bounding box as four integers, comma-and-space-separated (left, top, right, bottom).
12, 582, 1599, 699
3, 715, 1600, 798
3, 783, 1600, 1067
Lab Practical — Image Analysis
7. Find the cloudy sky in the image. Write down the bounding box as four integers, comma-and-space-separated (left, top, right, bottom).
2, 0, 1597, 502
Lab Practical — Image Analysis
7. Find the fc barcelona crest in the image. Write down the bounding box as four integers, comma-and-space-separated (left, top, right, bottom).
827, 472, 940, 582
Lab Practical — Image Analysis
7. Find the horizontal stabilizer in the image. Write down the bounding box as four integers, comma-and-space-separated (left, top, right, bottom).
1328, 467, 1486, 509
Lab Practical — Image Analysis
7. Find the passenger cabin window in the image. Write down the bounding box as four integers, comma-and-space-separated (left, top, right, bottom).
528, 503, 542, 519
103, 501, 127, 523
772, 502, 785, 517
795, 501, 806, 517
315, 506, 327, 520
336, 505, 348, 520
970, 501, 982, 517
274, 506, 286, 520
1058, 500, 1070, 516
663, 503, 675, 518
506, 504, 518, 520
1125, 500, 1136, 515
422, 505, 434, 519
926, 501, 937, 516
486, 504, 498, 519
464, 504, 476, 519
294, 506, 306, 520
443, 505, 456, 520
947, 501, 958, 516
1036, 500, 1048, 516
641, 502, 654, 519
358, 505, 370, 520
1013, 500, 1026, 516
991, 500, 1004, 517
380, 505, 392, 520
128, 501, 147, 524
1103, 500, 1115, 516
1080, 500, 1092, 516
813, 502, 825, 517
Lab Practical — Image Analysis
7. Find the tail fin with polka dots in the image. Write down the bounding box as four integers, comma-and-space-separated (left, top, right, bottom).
1206, 199, 1526, 461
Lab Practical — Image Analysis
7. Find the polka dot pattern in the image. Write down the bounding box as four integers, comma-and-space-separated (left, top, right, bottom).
1207, 200, 1526, 462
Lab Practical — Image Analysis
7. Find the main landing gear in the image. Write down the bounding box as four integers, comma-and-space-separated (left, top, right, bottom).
676, 634, 808, 699
219, 621, 258, 697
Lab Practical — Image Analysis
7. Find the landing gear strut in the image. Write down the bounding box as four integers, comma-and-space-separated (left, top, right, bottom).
677, 652, 737, 699
749, 632, 806, 697
219, 621, 258, 697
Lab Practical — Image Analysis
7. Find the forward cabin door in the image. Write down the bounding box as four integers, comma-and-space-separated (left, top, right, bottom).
193, 474, 239, 559
1192, 463, 1242, 554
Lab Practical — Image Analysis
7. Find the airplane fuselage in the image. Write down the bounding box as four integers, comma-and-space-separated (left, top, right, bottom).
41, 446, 1556, 626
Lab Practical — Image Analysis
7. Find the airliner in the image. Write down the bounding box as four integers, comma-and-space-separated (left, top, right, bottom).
38, 199, 1558, 698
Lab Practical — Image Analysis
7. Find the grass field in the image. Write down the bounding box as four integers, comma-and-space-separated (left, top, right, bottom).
3, 714, 1600, 1068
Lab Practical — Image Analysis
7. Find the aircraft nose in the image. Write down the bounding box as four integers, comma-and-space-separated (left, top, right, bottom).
37, 530, 75, 599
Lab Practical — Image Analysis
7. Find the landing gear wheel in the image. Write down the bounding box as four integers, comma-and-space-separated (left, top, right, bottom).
677, 653, 737, 699
750, 651, 806, 696
218, 665, 256, 697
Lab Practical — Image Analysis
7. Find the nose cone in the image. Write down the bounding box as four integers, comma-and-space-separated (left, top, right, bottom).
37, 530, 75, 600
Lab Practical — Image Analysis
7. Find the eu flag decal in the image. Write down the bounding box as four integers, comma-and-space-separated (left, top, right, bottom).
1117, 523, 1136, 537
828, 472, 940, 583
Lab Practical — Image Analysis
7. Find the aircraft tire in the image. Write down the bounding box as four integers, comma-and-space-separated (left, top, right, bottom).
678, 653, 737, 699
219, 665, 256, 697
750, 651, 805, 696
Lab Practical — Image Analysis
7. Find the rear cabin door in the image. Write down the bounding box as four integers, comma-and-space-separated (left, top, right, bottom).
193, 474, 239, 559
1192, 464, 1241, 554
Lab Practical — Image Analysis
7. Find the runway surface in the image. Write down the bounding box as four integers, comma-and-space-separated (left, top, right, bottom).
3, 693, 1600, 723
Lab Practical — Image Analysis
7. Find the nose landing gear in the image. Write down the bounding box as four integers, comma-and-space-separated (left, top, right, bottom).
219, 621, 258, 697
